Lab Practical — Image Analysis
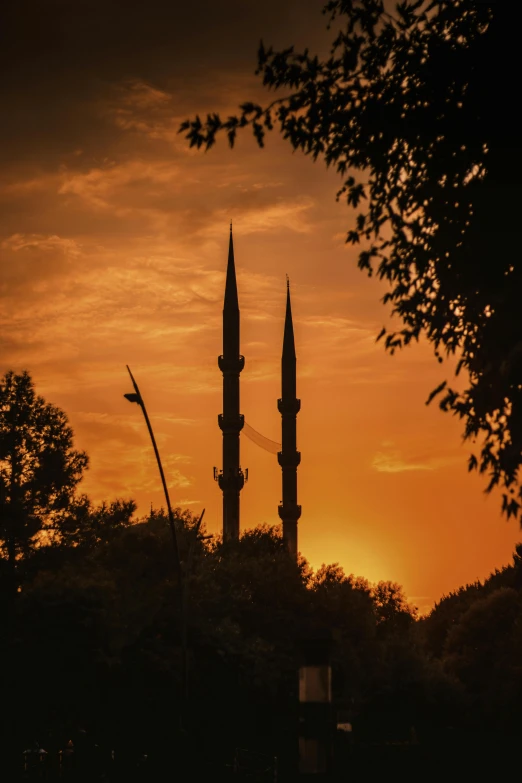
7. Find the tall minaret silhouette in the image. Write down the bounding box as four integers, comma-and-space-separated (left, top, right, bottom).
216, 224, 245, 540
278, 279, 301, 559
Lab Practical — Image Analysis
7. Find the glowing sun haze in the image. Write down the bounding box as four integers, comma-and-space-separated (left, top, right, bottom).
1, 0, 519, 612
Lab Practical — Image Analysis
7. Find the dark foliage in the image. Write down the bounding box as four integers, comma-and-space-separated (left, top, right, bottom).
0, 371, 88, 591
1, 512, 433, 767
3, 493, 522, 772
180, 1, 522, 522
422, 542, 522, 735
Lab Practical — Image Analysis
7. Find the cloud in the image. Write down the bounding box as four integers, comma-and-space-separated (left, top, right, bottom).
372, 449, 461, 474
0, 233, 82, 296
76, 411, 197, 433
372, 451, 432, 473
177, 498, 202, 506
58, 159, 182, 213
108, 79, 184, 147
206, 198, 315, 236
0, 231, 226, 375
2, 233, 81, 256
166, 469, 192, 489
5, 139, 309, 243
76, 418, 195, 503
302, 314, 375, 340
56, 156, 316, 237
163, 453, 194, 467
296, 312, 383, 382
117, 80, 171, 112
107, 75, 265, 150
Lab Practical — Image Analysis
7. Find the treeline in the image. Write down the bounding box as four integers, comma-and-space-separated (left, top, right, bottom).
2, 502, 422, 766
3, 502, 522, 767
421, 543, 522, 735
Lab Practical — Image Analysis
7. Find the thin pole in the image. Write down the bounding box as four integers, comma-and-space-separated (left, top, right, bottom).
125, 366, 207, 733
126, 365, 181, 583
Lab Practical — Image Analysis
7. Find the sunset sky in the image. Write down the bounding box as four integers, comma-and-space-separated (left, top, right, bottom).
1, 0, 519, 613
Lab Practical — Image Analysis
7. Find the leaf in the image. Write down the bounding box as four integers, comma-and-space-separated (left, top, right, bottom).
426, 381, 447, 406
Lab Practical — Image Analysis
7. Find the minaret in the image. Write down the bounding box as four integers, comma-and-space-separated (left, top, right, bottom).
216, 224, 245, 540
278, 279, 301, 559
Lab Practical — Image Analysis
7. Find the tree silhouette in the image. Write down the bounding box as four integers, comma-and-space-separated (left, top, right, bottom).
55, 497, 136, 551
180, 2, 522, 522
3, 515, 438, 769
0, 370, 88, 592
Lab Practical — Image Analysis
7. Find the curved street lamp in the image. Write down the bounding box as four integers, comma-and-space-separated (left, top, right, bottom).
124, 365, 182, 581
124, 364, 205, 727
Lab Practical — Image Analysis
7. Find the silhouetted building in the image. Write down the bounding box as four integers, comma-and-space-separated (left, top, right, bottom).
278, 279, 301, 559
215, 225, 246, 540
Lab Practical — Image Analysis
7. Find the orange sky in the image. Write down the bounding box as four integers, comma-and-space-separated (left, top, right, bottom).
1, 0, 519, 612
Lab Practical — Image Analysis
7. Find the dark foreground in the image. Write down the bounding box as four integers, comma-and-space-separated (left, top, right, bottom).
5, 734, 517, 781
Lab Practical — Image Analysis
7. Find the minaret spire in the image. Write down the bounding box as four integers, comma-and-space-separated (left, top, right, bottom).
215, 224, 245, 540
278, 279, 301, 559
224, 221, 238, 312
283, 276, 296, 364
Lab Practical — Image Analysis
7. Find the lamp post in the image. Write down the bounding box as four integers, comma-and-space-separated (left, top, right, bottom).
124, 366, 206, 732
124, 365, 181, 583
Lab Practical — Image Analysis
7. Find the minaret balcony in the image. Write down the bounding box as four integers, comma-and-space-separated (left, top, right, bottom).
215, 466, 246, 492
277, 398, 301, 415
218, 355, 245, 374
277, 450, 301, 468
218, 413, 245, 433
278, 502, 302, 522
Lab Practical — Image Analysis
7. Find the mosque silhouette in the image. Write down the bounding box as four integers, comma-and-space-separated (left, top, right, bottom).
213, 226, 301, 558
